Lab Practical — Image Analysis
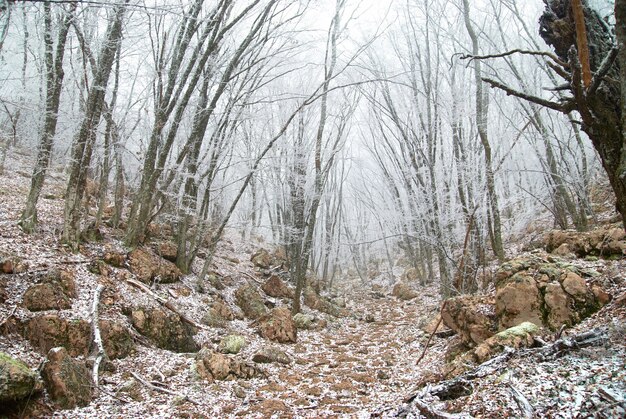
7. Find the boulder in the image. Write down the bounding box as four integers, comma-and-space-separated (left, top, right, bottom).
392, 283, 419, 301
495, 256, 605, 331
543, 226, 626, 258
251, 248, 272, 269
219, 335, 246, 354
495, 273, 543, 329
22, 268, 77, 312
0, 352, 41, 403
234, 284, 267, 320
128, 248, 182, 284
258, 307, 297, 343
252, 346, 291, 365
262, 275, 294, 299
155, 241, 178, 262
25, 314, 90, 357
130, 307, 199, 353
304, 286, 345, 317
441, 295, 497, 345
41, 347, 92, 409
100, 320, 134, 359
22, 283, 72, 312
195, 348, 261, 381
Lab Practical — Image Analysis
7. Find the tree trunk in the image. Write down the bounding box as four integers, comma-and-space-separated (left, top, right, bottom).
62, 3, 127, 247
539, 0, 626, 229
462, 0, 505, 261
20, 3, 75, 233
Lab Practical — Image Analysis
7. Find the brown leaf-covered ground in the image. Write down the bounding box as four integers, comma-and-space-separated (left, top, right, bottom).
0, 149, 624, 418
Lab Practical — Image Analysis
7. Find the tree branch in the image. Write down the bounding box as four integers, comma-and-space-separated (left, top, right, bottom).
482, 77, 574, 113
457, 49, 569, 69
91, 284, 106, 388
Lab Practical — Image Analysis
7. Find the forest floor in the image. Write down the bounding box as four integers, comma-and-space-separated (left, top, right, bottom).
0, 148, 625, 418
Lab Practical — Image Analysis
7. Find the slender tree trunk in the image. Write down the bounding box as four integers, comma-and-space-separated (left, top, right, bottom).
20, 3, 75, 233
462, 0, 505, 260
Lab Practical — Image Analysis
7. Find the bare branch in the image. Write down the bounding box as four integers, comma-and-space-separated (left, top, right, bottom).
482, 77, 574, 113
588, 46, 619, 95
457, 49, 569, 69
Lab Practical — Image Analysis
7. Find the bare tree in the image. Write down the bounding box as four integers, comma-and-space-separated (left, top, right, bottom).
19, 3, 76, 233
62, 2, 128, 246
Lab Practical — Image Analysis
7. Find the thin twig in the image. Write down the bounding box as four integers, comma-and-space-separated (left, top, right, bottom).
416, 301, 448, 367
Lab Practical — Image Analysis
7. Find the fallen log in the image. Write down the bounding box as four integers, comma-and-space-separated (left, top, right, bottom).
403, 327, 609, 415
90, 284, 106, 388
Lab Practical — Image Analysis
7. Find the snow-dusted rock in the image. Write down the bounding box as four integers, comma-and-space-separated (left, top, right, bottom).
41, 347, 92, 409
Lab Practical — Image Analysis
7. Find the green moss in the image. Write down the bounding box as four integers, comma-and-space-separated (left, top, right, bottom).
219, 335, 246, 354
493, 321, 539, 341
0, 352, 39, 402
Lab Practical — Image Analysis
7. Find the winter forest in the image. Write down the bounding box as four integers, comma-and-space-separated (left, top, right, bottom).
0, 0, 625, 417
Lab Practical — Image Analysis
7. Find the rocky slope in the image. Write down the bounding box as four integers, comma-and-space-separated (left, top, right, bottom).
0, 150, 625, 418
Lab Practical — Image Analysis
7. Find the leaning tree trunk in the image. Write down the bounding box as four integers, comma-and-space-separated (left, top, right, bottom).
62, 3, 127, 247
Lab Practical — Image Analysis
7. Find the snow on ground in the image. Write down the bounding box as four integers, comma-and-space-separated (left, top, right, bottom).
0, 148, 625, 418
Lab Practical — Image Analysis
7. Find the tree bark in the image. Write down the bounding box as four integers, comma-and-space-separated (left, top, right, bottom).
462, 0, 505, 261
20, 3, 76, 233
62, 2, 127, 246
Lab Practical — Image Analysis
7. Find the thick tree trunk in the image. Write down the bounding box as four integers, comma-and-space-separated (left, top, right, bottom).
540, 0, 626, 228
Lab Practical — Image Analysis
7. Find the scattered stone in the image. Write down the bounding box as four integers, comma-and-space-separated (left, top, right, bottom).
0, 352, 41, 403
262, 275, 294, 299
0, 278, 7, 304
293, 313, 315, 330
392, 283, 419, 301
116, 378, 143, 401
41, 347, 92, 409
25, 314, 91, 357
252, 346, 291, 365
234, 283, 267, 320
128, 247, 182, 284
400, 267, 420, 282
441, 295, 497, 345
130, 307, 199, 353
304, 286, 345, 317
251, 248, 272, 269
219, 335, 246, 354
0, 254, 28, 274
195, 348, 261, 381
103, 251, 126, 268
258, 307, 297, 343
